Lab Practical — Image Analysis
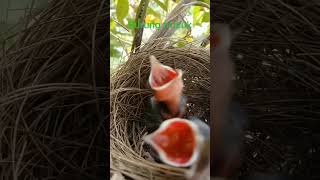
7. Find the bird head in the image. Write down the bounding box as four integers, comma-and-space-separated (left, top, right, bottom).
143, 118, 205, 167
148, 55, 184, 102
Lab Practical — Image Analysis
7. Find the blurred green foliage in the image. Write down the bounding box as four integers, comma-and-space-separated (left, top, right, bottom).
111, 0, 210, 71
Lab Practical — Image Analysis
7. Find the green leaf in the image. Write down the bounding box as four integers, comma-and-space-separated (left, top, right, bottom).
202, 12, 210, 22
153, 0, 167, 11
198, 0, 209, 5
193, 7, 204, 26
126, 17, 136, 34
116, 0, 129, 23
193, 7, 200, 26
147, 8, 161, 19
110, 19, 116, 31
164, 0, 169, 12
186, 37, 193, 43
177, 41, 186, 48
110, 47, 121, 57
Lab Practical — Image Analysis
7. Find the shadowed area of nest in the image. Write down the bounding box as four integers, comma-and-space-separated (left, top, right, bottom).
215, 0, 320, 177
0, 0, 107, 179
110, 42, 209, 179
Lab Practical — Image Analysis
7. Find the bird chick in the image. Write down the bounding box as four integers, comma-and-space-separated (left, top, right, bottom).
186, 117, 210, 180
143, 118, 204, 167
148, 55, 187, 120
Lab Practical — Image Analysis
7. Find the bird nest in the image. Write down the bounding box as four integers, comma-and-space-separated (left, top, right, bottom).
0, 0, 107, 179
111, 0, 320, 179
110, 41, 210, 179
215, 0, 320, 177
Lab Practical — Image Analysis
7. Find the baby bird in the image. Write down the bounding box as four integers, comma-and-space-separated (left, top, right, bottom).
185, 117, 210, 180
143, 56, 188, 163
148, 55, 187, 120
143, 117, 209, 172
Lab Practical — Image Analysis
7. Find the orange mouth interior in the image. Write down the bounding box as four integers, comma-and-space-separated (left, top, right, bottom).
151, 67, 178, 88
152, 121, 196, 165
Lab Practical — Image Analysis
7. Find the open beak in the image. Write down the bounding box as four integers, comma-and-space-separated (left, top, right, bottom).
148, 56, 183, 102
148, 56, 184, 117
143, 118, 202, 167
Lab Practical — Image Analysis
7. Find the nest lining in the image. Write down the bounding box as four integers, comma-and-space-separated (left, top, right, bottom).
111, 42, 210, 179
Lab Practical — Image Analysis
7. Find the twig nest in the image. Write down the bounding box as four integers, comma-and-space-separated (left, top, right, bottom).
111, 40, 210, 179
